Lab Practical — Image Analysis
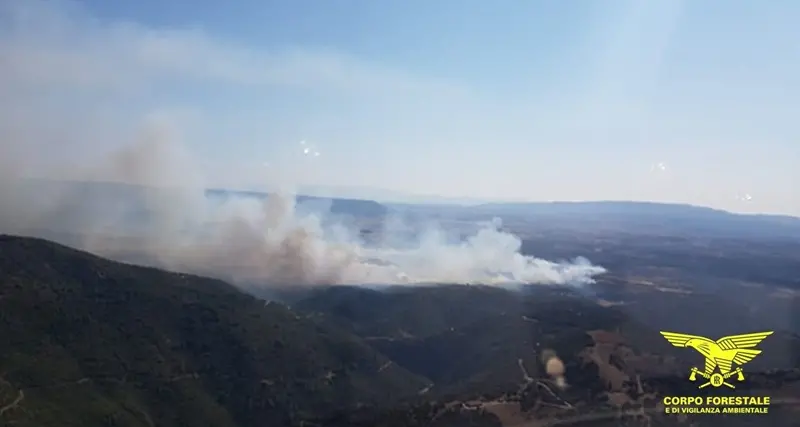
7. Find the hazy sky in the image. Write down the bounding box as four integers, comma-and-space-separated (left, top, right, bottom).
1, 0, 798, 215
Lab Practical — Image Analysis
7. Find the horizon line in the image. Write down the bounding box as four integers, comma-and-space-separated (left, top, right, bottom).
20, 177, 799, 220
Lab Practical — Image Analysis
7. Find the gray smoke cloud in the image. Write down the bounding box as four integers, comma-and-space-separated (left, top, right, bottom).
0, 119, 607, 289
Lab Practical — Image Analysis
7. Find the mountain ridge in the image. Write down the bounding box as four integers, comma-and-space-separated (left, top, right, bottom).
12, 178, 799, 220
0, 235, 429, 427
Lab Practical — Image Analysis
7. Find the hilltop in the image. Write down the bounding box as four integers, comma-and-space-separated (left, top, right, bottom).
0, 235, 426, 427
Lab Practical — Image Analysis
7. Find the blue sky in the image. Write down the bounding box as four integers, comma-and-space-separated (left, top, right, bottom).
1, 0, 798, 215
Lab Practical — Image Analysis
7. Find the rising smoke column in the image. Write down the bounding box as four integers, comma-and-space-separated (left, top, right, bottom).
0, 120, 606, 288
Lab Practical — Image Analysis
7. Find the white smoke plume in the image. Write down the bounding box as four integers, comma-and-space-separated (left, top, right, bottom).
0, 119, 607, 289
0, 0, 606, 287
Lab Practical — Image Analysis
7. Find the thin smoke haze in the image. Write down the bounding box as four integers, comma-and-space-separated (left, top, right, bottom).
0, 120, 607, 289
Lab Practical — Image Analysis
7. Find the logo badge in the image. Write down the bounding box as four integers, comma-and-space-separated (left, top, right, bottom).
659, 331, 773, 389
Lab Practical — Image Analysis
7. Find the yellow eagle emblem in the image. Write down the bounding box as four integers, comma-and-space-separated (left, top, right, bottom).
659, 331, 773, 389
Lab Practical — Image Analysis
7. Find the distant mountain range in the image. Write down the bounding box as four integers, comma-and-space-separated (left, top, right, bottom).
468, 201, 800, 240
205, 188, 388, 218
388, 200, 800, 240
292, 184, 492, 205
7, 179, 800, 240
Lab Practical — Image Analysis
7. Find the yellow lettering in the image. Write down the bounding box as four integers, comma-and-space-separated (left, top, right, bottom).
704, 396, 771, 407
684, 396, 702, 405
